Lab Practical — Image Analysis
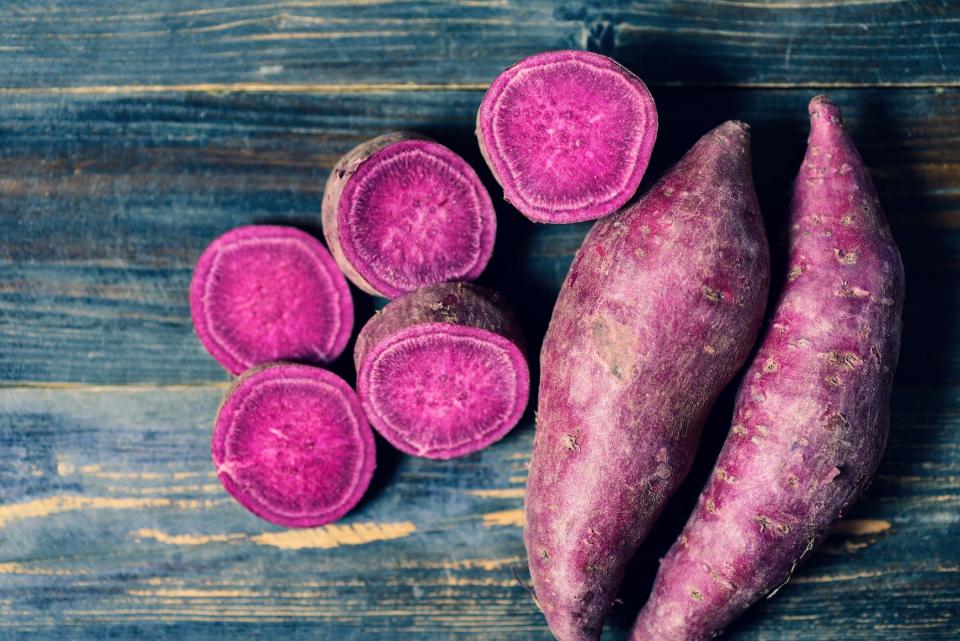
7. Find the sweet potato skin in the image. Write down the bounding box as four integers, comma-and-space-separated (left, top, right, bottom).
353, 281, 526, 370
525, 122, 770, 641
630, 97, 905, 641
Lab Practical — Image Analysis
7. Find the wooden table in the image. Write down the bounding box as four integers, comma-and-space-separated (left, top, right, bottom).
1, 2, 957, 639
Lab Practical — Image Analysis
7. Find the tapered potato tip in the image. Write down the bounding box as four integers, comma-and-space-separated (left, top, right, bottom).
719, 119, 750, 133
809, 94, 842, 120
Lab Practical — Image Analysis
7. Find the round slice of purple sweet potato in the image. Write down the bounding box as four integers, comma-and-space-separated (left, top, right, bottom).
212, 364, 376, 528
476, 50, 658, 224
322, 133, 496, 299
354, 282, 529, 459
190, 225, 353, 375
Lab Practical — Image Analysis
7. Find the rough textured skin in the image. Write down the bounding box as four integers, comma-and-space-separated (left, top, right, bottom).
630, 97, 905, 641
322, 132, 496, 298
355, 282, 529, 459
212, 363, 376, 528
190, 225, 354, 375
476, 50, 657, 224
525, 122, 770, 641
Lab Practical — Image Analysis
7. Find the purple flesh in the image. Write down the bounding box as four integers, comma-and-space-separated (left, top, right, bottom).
355, 282, 529, 459
212, 364, 376, 528
526, 122, 770, 641
630, 97, 905, 641
323, 134, 496, 299
477, 50, 657, 223
190, 225, 353, 375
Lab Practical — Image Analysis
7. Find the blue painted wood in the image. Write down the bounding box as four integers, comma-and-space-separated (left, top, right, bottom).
1, 1, 958, 639
0, 0, 957, 89
0, 383, 956, 640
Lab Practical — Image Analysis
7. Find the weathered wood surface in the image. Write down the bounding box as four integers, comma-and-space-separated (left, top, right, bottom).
0, 0, 958, 89
1, 1, 959, 639
0, 383, 956, 640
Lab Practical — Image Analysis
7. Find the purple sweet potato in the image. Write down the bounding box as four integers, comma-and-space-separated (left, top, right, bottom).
630, 97, 905, 641
322, 133, 496, 299
190, 225, 353, 375
354, 282, 529, 459
212, 363, 376, 528
476, 50, 657, 224
525, 122, 770, 641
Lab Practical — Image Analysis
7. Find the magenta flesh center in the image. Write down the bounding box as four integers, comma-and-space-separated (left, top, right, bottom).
489, 59, 648, 211
218, 378, 366, 521
365, 329, 521, 455
342, 144, 487, 292
204, 237, 345, 365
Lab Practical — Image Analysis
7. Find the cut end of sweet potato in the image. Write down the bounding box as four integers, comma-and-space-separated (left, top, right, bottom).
212, 364, 376, 528
477, 49, 658, 223
354, 282, 529, 459
717, 119, 750, 135
324, 135, 496, 298
359, 323, 528, 459
190, 225, 353, 375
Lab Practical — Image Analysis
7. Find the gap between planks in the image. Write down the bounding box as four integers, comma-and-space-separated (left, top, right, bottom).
0, 81, 958, 97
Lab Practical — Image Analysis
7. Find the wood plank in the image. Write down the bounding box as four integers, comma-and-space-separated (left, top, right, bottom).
1, 88, 957, 385
0, 1, 957, 91
2, 4, 956, 640
0, 383, 956, 640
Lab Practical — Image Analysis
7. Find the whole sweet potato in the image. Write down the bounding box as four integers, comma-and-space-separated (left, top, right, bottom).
630, 96, 905, 641
525, 121, 770, 641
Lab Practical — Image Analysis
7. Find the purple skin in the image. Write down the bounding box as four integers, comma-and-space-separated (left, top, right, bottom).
212, 363, 376, 528
190, 225, 353, 375
322, 133, 496, 299
476, 50, 657, 224
630, 97, 905, 641
354, 282, 529, 459
526, 122, 770, 641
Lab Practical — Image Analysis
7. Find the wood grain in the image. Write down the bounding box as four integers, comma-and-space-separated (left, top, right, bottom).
0, 0, 957, 90
0, 383, 956, 639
